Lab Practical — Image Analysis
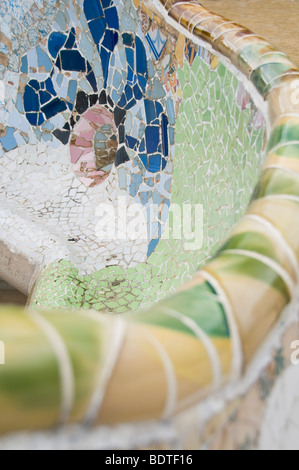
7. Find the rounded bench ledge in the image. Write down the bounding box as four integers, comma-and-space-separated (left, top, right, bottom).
0, 0, 299, 441
0, 241, 37, 296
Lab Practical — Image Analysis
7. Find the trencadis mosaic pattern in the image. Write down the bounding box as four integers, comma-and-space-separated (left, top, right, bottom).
0, 0, 265, 312
1, 0, 176, 261
1, 0, 299, 446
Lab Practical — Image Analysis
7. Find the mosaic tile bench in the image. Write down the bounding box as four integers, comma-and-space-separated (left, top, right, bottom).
0, 0, 299, 450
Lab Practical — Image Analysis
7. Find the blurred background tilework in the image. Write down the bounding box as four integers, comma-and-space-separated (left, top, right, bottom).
199, 0, 299, 67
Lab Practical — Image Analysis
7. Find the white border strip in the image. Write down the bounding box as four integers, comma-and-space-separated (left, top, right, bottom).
199, 270, 243, 381
167, 1, 198, 12
244, 214, 299, 280
221, 248, 295, 297
213, 26, 243, 42
269, 70, 299, 89
262, 164, 299, 177
232, 32, 257, 45
258, 51, 287, 60
27, 311, 75, 424
145, 330, 177, 419
212, 21, 238, 35
162, 307, 222, 389
259, 193, 299, 204
190, 15, 221, 32
167, 1, 196, 14
271, 113, 299, 121
189, 13, 220, 33
83, 314, 127, 426
269, 140, 299, 155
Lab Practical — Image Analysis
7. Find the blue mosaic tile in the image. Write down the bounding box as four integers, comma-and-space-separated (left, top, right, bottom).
115, 145, 129, 166
117, 166, 127, 189
161, 113, 169, 157
16, 93, 24, 113
39, 90, 52, 105
48, 32, 67, 59
145, 177, 154, 187
59, 50, 86, 71
145, 126, 159, 154
0, 127, 18, 151
38, 19, 51, 37
11, 17, 24, 36
147, 238, 159, 257
126, 135, 138, 150
123, 33, 133, 47
88, 18, 106, 44
36, 46, 52, 72
100, 47, 111, 88
41, 121, 54, 131
45, 78, 56, 95
8, 54, 19, 72
41, 97, 67, 119
138, 122, 145, 138
24, 85, 39, 112
12, 37, 19, 53
146, 28, 167, 60
28, 27, 39, 47
67, 80, 77, 104
64, 28, 76, 49
105, 7, 119, 30
149, 154, 165, 172
120, 10, 137, 32
44, 6, 56, 23
56, 73, 63, 88
144, 99, 156, 123
84, 0, 104, 22
21, 56, 28, 73
80, 32, 94, 62
139, 137, 145, 152
55, 10, 67, 30
31, 5, 43, 22
148, 78, 166, 100
164, 177, 171, 193
102, 29, 119, 52
1, 0, 179, 262
0, 43, 9, 54
23, 13, 34, 29
113, 70, 122, 89
135, 36, 147, 76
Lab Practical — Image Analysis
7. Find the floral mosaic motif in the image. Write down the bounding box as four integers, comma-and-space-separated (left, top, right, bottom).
146, 25, 167, 60
20, 0, 171, 177
70, 104, 117, 186
83, 0, 119, 89
0, 0, 266, 312
23, 26, 98, 127
12, 0, 177, 257
1, 0, 265, 281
